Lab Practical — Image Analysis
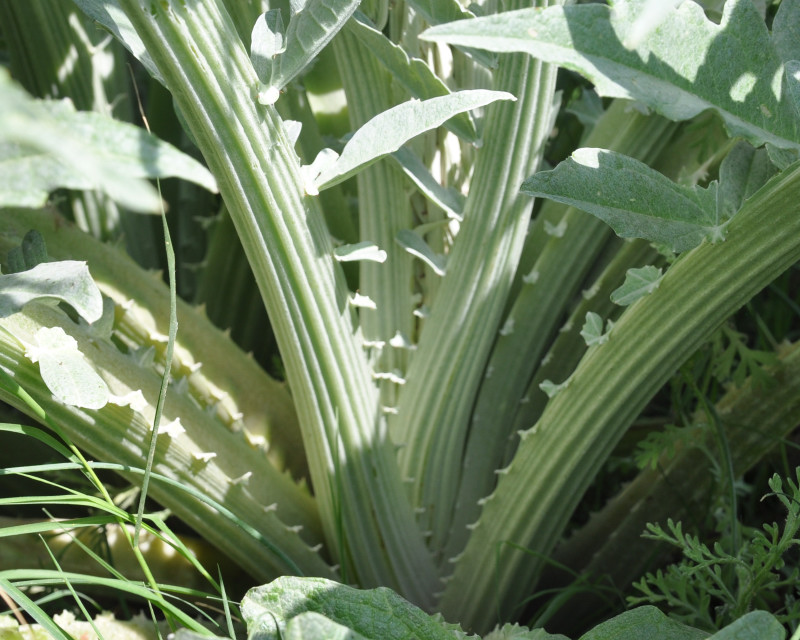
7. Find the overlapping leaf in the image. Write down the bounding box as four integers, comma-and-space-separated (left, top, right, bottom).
421, 0, 800, 153
71, 0, 164, 85
241, 577, 467, 640
313, 90, 514, 190
251, 0, 361, 102
345, 12, 478, 142
0, 262, 102, 323
611, 266, 664, 306
522, 148, 722, 252
0, 70, 217, 212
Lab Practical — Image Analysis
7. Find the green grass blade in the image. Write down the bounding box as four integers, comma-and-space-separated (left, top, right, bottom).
0, 577, 75, 640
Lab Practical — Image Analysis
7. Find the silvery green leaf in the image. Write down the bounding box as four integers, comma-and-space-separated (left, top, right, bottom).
333, 242, 387, 263
484, 623, 569, 640
0, 261, 103, 323
765, 143, 799, 170
346, 12, 478, 142
284, 612, 368, 640
580, 312, 608, 347
579, 606, 706, 640
284, 120, 303, 148
6, 230, 49, 274
522, 148, 723, 252
610, 266, 664, 307
404, 0, 496, 68
395, 229, 447, 276
256, 0, 361, 101
302, 148, 339, 195
251, 10, 285, 84
25, 326, 109, 410
565, 89, 604, 130
785, 60, 800, 120
405, 0, 474, 24
0, 70, 217, 213
772, 0, 800, 63
390, 147, 464, 220
623, 0, 684, 49
315, 90, 515, 190
290, 0, 308, 15
706, 611, 784, 640
717, 142, 778, 221
420, 0, 800, 152
64, 108, 218, 192
241, 577, 465, 640
71, 0, 164, 85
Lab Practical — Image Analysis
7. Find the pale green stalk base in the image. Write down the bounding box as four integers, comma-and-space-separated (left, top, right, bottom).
446, 102, 676, 560
115, 0, 438, 604
332, 29, 415, 408
393, 0, 564, 559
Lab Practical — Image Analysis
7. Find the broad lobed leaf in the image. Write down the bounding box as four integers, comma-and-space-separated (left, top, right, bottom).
421, 0, 800, 154
0, 261, 102, 323
241, 577, 469, 640
521, 148, 722, 252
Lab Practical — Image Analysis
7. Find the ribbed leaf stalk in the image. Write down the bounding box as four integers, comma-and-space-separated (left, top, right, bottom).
114, 0, 438, 605
543, 339, 800, 630
332, 29, 416, 409
392, 0, 563, 557
445, 104, 676, 560
440, 161, 800, 632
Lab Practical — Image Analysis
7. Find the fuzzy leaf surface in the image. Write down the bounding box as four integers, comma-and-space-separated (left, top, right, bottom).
405, 0, 474, 25
580, 311, 608, 346
611, 266, 663, 306
242, 577, 466, 640
706, 611, 785, 640
395, 230, 446, 276
522, 148, 722, 252
578, 606, 706, 640
484, 624, 568, 640
0, 261, 103, 323
253, 0, 361, 98
315, 90, 514, 190
390, 147, 465, 220
333, 242, 387, 263
284, 612, 368, 640
421, 0, 800, 153
717, 141, 778, 219
404, 0, 496, 68
346, 12, 477, 142
0, 71, 217, 212
24, 326, 109, 410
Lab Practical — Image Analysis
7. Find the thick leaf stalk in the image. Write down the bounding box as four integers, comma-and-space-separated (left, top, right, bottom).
112, 0, 438, 604
392, 0, 564, 558
332, 28, 416, 408
440, 161, 800, 632
445, 102, 675, 561
0, 220, 331, 581
543, 339, 800, 631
